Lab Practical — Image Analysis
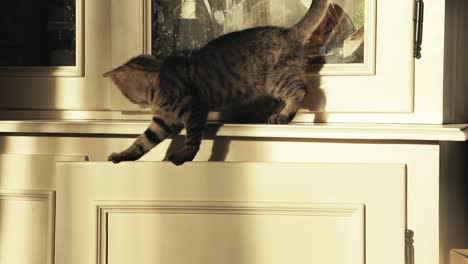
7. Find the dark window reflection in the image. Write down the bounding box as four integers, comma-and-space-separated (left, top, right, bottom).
152, 0, 365, 64
0, 0, 76, 67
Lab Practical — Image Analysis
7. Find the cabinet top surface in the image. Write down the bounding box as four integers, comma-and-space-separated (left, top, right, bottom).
0, 120, 466, 142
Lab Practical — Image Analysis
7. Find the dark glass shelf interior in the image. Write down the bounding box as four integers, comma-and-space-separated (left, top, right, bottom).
0, 0, 76, 67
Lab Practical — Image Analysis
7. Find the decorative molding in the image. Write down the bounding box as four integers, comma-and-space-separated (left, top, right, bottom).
0, 0, 84, 77
0, 190, 56, 264
0, 119, 466, 141
0, 189, 53, 201
137, 0, 152, 55
143, 0, 152, 54
94, 201, 363, 264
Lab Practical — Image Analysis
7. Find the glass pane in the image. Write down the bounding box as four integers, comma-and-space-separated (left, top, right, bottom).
0, 0, 76, 67
152, 0, 365, 64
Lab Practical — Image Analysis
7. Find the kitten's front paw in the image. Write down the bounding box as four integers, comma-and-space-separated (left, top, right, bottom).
108, 152, 123, 163
168, 148, 198, 166
168, 153, 186, 166
268, 114, 292, 124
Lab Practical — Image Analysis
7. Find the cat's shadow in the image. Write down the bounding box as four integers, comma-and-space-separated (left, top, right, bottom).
163, 124, 230, 162
164, 57, 327, 162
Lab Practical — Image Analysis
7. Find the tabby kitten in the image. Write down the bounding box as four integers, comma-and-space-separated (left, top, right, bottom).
104, 0, 329, 166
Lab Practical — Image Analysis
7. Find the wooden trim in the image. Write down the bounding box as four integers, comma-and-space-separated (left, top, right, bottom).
144, 0, 152, 54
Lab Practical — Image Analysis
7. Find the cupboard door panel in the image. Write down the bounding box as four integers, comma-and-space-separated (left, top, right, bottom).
0, 191, 54, 264
0, 154, 88, 264
0, 0, 112, 110
56, 162, 406, 264
103, 203, 364, 264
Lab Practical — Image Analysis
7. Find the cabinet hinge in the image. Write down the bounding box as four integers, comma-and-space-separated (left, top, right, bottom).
406, 230, 415, 264
414, 0, 424, 59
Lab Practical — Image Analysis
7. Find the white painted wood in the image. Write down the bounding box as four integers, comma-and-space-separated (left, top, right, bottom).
302, 0, 459, 123
317, 0, 413, 113
56, 162, 406, 264
0, 154, 87, 264
0, 191, 55, 264
0, 154, 88, 190
1, 135, 447, 264
0, 0, 466, 124
0, 120, 466, 141
99, 202, 364, 264
108, 0, 152, 110
0, 0, 111, 110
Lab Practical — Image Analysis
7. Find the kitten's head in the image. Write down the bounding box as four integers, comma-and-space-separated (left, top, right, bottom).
103, 55, 162, 108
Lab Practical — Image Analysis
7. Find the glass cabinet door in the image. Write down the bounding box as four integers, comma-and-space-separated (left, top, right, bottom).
152, 0, 365, 64
0, 0, 110, 112
0, 0, 83, 76
151, 0, 369, 73
148, 0, 415, 116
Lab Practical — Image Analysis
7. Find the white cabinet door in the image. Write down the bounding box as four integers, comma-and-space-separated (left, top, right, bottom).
110, 0, 416, 116
56, 162, 406, 264
316, 0, 414, 113
0, 0, 110, 110
0, 154, 87, 264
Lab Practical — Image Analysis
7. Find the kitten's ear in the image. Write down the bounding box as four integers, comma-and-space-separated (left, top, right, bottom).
102, 66, 125, 78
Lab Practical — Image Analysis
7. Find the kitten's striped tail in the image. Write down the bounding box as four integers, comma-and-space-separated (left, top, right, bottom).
289, 0, 329, 45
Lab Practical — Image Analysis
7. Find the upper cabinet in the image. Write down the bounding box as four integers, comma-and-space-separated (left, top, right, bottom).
0, 0, 83, 77
0, 0, 467, 124
0, 0, 109, 110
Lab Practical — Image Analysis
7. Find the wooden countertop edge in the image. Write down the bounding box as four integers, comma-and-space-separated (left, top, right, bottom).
0, 120, 466, 141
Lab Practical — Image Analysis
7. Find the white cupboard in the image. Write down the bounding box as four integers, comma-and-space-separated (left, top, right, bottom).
0, 0, 467, 263
0, 154, 87, 264
0, 125, 466, 264
0, 0, 467, 124
56, 162, 406, 264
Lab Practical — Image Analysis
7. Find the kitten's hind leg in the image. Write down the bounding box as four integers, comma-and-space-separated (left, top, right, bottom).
168, 104, 208, 166
268, 88, 306, 124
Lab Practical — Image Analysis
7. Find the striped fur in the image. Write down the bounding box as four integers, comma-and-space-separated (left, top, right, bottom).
104, 0, 329, 165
